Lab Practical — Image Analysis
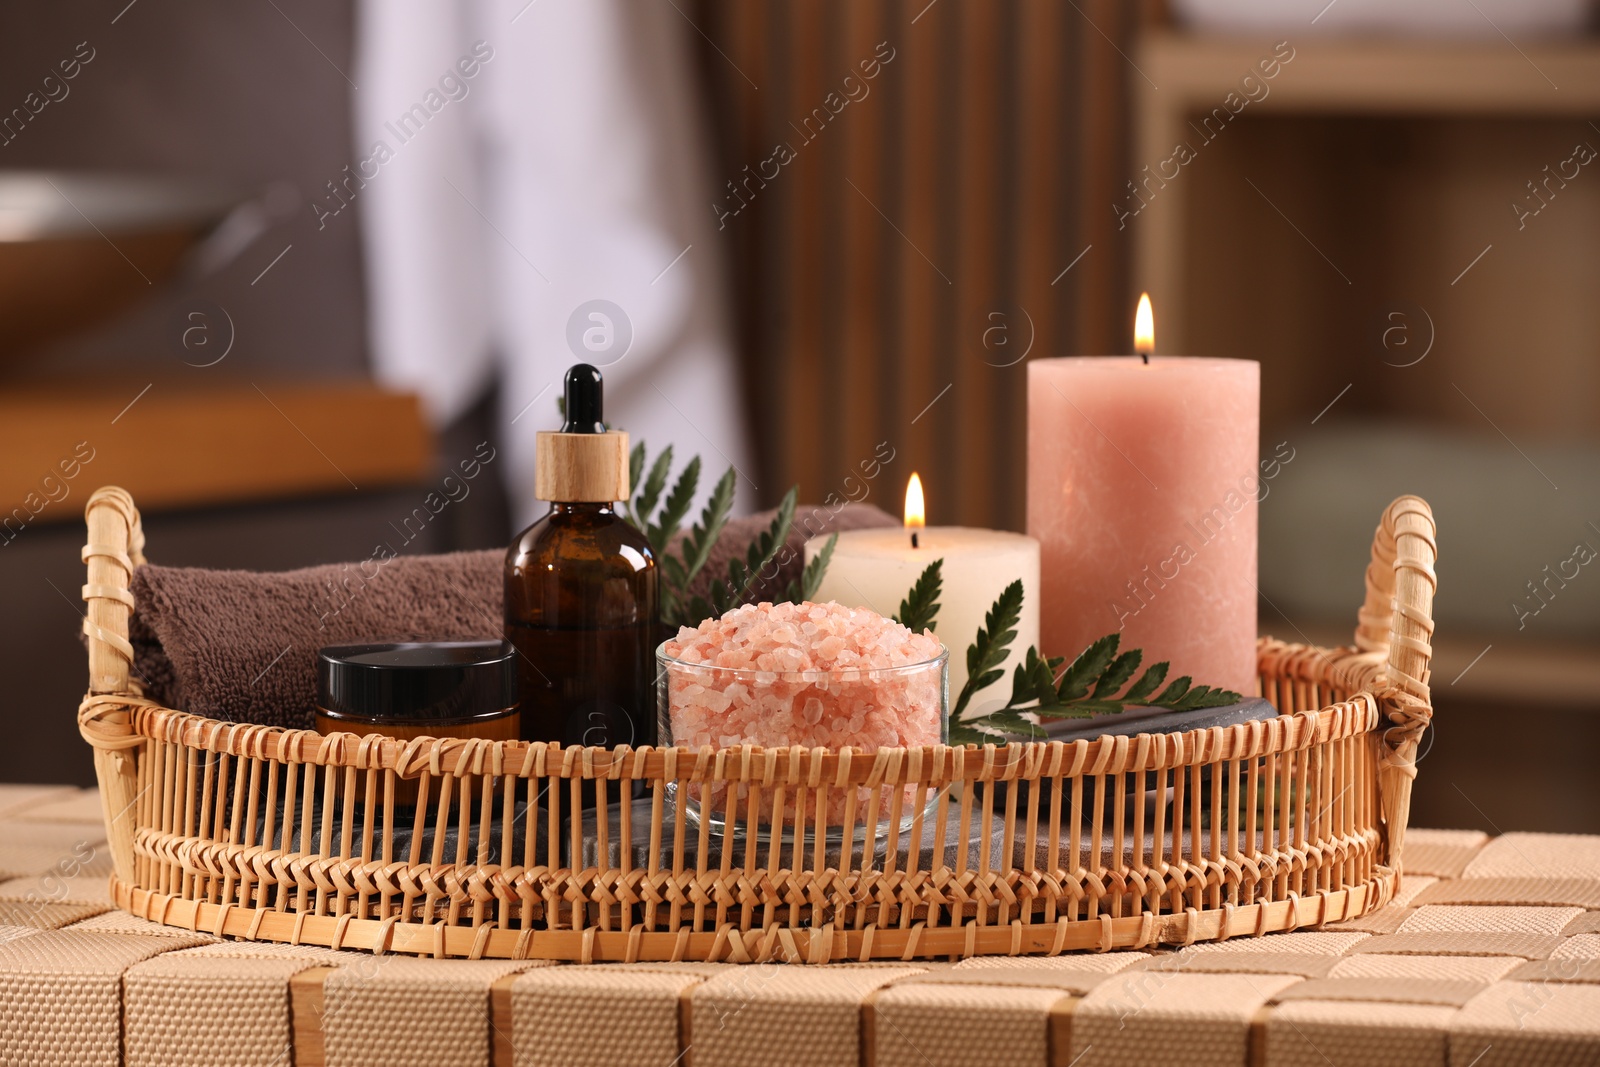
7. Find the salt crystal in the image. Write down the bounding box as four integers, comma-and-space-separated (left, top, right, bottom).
663, 601, 945, 825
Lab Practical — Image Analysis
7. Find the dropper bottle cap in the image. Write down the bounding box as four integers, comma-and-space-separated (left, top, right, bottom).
534, 364, 630, 502
561, 364, 605, 433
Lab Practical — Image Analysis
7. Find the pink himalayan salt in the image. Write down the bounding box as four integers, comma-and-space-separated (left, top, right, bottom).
663, 601, 946, 827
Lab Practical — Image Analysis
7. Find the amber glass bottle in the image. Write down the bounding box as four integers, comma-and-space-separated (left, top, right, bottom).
504, 365, 658, 756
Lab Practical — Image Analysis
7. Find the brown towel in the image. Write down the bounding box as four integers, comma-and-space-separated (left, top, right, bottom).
130, 502, 896, 729
131, 550, 505, 729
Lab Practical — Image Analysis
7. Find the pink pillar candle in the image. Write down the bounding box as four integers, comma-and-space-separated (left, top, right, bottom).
1026, 357, 1260, 698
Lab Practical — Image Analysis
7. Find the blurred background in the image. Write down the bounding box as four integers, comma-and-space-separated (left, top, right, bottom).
1, 0, 1596, 831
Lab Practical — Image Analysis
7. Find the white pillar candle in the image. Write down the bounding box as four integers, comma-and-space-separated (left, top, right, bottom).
805, 475, 1041, 699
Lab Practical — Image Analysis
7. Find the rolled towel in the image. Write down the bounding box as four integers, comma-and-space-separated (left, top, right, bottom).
131, 550, 504, 729
129, 502, 896, 729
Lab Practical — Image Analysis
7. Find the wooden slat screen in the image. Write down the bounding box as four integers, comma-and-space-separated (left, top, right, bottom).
690, 0, 1156, 531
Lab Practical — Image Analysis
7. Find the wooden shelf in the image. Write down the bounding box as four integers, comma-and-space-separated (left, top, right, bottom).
1133, 34, 1600, 351
1140, 34, 1600, 115
0, 378, 432, 515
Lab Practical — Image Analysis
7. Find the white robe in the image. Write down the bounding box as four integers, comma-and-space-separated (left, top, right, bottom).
353, 0, 752, 527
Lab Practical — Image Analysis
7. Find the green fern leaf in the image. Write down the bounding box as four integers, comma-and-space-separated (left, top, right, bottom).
626, 441, 647, 520
1154, 676, 1191, 705
1092, 649, 1143, 698
788, 533, 838, 603
648, 455, 701, 554
1120, 661, 1168, 704
894, 558, 943, 633
951, 580, 1023, 719
1056, 633, 1119, 702
676, 466, 734, 587
634, 445, 674, 528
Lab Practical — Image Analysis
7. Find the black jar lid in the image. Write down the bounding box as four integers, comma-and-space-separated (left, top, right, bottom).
316, 641, 518, 725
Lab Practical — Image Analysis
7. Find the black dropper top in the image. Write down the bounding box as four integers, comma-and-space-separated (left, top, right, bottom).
561, 364, 605, 433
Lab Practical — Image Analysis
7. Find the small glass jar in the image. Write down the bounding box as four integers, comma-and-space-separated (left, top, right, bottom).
316, 642, 519, 803
657, 647, 948, 838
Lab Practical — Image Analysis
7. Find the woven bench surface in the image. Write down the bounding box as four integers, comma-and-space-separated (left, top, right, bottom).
4, 787, 1599, 1067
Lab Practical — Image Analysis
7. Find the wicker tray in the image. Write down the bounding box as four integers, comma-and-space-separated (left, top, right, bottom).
77, 487, 1437, 963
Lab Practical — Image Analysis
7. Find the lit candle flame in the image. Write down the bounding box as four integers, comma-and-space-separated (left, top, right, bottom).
904, 472, 925, 548
1134, 292, 1154, 361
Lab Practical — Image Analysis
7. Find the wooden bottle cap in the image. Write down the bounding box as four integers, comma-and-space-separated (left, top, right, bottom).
534, 429, 630, 502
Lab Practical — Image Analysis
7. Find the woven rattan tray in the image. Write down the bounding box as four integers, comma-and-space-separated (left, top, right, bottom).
77, 487, 1437, 963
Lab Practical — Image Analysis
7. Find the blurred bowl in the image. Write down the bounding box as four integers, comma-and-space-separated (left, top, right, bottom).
1170, 0, 1592, 37
0, 171, 241, 362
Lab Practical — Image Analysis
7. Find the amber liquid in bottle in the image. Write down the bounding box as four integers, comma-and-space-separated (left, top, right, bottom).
504, 502, 658, 756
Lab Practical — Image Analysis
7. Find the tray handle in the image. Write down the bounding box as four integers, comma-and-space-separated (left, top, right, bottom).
82, 486, 145, 698
80, 486, 147, 885
1354, 494, 1437, 871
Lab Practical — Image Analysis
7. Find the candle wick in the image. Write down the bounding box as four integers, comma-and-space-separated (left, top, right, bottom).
1140, 352, 1149, 365
911, 531, 919, 549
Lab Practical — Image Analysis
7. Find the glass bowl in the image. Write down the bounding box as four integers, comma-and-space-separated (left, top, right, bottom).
656, 645, 949, 839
